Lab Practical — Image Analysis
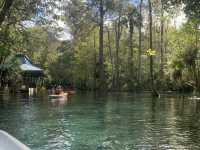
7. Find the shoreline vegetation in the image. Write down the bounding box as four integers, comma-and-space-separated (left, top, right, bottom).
0, 86, 197, 96
0, 0, 199, 96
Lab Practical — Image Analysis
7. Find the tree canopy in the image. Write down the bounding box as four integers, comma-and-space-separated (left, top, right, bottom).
0, 0, 199, 93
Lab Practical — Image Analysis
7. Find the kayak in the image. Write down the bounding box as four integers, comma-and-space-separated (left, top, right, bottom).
66, 90, 76, 95
48, 93, 68, 99
0, 130, 30, 150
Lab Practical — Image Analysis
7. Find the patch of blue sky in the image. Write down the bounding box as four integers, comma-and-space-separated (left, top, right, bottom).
130, 0, 147, 6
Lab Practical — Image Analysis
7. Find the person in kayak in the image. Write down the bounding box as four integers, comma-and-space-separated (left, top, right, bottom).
55, 85, 64, 95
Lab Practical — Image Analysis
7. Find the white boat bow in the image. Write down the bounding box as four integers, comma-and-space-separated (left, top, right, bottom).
0, 130, 30, 150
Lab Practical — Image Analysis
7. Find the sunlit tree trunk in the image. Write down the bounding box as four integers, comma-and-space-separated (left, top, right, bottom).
114, 16, 122, 91
128, 16, 134, 89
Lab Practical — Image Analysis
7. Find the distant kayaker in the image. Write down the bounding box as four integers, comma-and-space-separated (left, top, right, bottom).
55, 85, 64, 95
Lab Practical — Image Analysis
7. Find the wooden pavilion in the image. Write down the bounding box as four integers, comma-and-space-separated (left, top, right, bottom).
16, 54, 44, 93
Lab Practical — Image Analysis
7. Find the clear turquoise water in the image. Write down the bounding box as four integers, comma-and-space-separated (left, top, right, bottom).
0, 93, 200, 150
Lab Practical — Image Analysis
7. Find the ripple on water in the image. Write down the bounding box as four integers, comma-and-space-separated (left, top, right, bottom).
1, 93, 200, 150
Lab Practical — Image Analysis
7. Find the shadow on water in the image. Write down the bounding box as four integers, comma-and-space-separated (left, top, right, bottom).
150, 97, 158, 122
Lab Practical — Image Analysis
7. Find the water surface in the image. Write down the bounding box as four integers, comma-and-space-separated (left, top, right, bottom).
0, 93, 200, 150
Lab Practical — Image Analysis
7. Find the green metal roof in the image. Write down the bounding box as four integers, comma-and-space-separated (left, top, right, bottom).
16, 54, 43, 76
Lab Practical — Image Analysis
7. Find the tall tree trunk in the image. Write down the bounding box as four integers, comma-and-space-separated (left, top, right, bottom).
195, 23, 199, 91
107, 28, 114, 89
148, 0, 158, 97
93, 32, 96, 91
148, 0, 153, 87
160, 0, 164, 78
195, 23, 198, 49
0, 25, 10, 88
0, 0, 14, 26
0, 56, 6, 88
138, 0, 143, 85
98, 0, 105, 91
114, 17, 121, 91
128, 17, 134, 89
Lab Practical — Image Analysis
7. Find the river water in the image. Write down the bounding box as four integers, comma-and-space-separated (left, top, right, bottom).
0, 92, 200, 150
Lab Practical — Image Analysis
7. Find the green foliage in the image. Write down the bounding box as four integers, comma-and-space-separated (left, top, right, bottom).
164, 0, 200, 20
166, 19, 200, 91
0, 44, 10, 57
0, 0, 200, 93
183, 0, 200, 19
182, 47, 198, 67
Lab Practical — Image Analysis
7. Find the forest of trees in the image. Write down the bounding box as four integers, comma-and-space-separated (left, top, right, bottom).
0, 0, 199, 94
